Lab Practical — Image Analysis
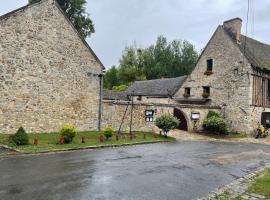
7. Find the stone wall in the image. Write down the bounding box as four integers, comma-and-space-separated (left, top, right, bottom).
0, 0, 103, 134
174, 26, 253, 134
102, 100, 220, 133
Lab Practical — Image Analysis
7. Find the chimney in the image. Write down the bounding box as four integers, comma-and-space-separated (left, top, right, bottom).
223, 18, 242, 43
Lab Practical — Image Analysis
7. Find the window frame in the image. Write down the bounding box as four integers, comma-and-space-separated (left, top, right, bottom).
206, 59, 213, 72
184, 87, 191, 96
203, 86, 210, 95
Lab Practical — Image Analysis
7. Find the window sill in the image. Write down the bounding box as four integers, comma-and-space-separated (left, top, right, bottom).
202, 93, 210, 98
183, 94, 190, 98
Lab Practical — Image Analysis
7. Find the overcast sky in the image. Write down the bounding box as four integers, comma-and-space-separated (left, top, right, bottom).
1, 0, 269, 68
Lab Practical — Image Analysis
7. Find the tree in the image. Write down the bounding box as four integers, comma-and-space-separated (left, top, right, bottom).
103, 35, 198, 89
28, 0, 94, 38
155, 114, 179, 137
104, 66, 120, 90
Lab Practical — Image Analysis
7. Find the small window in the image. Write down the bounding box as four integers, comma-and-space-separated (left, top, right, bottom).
145, 110, 154, 122
184, 88, 191, 96
268, 80, 270, 97
137, 95, 142, 101
203, 86, 210, 95
207, 59, 213, 71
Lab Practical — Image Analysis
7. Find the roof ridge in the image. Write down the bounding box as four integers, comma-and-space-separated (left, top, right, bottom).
133, 75, 187, 83
241, 34, 270, 47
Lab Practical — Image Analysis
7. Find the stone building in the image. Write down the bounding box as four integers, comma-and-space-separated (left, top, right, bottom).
103, 18, 270, 135
0, 0, 104, 134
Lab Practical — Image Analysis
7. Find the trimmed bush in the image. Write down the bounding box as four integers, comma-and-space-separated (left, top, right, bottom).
60, 125, 76, 144
103, 127, 114, 140
155, 114, 180, 136
203, 116, 228, 134
12, 127, 29, 146
207, 111, 221, 119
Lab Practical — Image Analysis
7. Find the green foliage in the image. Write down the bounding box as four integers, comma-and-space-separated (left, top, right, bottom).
249, 168, 270, 198
207, 111, 221, 119
112, 85, 128, 91
104, 35, 198, 89
203, 116, 228, 134
60, 125, 77, 143
12, 127, 29, 146
155, 114, 180, 136
29, 0, 94, 38
103, 127, 115, 140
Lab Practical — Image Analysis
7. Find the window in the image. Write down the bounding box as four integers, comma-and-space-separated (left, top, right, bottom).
207, 59, 213, 71
203, 86, 210, 95
184, 87, 191, 97
145, 110, 154, 122
268, 80, 270, 97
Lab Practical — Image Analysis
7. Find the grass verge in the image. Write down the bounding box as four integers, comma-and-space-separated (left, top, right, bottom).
248, 168, 270, 198
0, 131, 175, 154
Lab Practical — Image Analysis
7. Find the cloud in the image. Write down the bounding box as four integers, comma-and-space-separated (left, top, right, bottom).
0, 0, 269, 68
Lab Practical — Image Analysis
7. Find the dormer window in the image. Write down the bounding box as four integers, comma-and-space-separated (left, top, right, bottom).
205, 59, 213, 75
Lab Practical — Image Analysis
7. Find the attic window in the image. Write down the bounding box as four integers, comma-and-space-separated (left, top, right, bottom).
137, 96, 142, 101
207, 59, 213, 71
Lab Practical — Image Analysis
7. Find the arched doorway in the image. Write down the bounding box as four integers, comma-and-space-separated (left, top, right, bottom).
173, 108, 188, 131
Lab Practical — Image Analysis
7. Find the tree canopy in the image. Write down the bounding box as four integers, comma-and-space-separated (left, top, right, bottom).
104, 35, 198, 90
28, 0, 94, 38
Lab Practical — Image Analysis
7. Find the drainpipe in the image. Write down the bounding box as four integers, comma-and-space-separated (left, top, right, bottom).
98, 73, 103, 131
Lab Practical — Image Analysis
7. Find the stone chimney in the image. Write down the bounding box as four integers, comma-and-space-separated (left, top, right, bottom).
223, 18, 242, 43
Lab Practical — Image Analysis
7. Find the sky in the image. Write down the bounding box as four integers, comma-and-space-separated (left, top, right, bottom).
0, 0, 270, 69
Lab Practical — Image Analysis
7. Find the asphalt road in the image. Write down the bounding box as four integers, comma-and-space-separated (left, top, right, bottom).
0, 141, 270, 200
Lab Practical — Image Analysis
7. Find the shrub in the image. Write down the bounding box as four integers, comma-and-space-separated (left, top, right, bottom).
103, 127, 114, 140
155, 114, 180, 136
60, 125, 76, 144
12, 127, 29, 146
203, 116, 228, 134
207, 111, 221, 119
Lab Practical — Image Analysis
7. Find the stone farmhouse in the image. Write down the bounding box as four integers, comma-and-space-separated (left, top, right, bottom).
103, 18, 270, 135
0, 0, 104, 134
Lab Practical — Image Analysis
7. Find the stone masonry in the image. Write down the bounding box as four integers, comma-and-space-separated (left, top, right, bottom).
0, 0, 103, 134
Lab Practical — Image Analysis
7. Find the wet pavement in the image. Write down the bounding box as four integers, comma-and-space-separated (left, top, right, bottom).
0, 141, 270, 200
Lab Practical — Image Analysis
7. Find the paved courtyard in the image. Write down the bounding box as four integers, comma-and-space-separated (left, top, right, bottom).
0, 141, 270, 200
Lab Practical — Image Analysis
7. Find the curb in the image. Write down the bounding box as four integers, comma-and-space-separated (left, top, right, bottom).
196, 164, 270, 200
4, 140, 173, 156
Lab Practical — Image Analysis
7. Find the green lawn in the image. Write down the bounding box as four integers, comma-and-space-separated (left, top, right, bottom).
248, 168, 270, 198
0, 131, 175, 154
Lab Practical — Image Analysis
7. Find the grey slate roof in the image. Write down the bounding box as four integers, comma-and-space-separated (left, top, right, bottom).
126, 76, 187, 97
238, 35, 270, 69
103, 90, 129, 101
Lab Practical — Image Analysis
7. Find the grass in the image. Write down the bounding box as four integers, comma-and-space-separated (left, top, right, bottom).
248, 168, 270, 198
0, 131, 175, 154
214, 191, 244, 200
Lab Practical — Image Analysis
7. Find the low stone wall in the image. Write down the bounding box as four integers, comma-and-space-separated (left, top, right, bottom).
102, 100, 221, 133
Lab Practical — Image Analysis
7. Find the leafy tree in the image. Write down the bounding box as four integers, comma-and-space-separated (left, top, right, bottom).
112, 85, 128, 91
103, 35, 198, 89
155, 114, 179, 137
28, 0, 94, 38
104, 66, 120, 90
